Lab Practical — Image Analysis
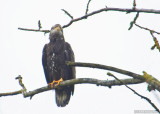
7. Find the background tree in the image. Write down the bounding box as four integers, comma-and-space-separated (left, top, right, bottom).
0, 0, 160, 113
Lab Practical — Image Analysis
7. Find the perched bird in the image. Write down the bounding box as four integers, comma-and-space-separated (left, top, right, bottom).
42, 24, 76, 107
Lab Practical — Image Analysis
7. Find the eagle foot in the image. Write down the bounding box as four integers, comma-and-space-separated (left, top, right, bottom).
48, 78, 63, 88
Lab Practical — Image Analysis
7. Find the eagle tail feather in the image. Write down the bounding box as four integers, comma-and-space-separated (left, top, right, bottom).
55, 88, 71, 107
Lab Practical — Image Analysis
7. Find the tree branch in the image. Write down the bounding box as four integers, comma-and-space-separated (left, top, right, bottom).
38, 20, 42, 30
134, 23, 160, 52
134, 23, 160, 34
0, 90, 23, 97
128, 12, 139, 30
133, 0, 136, 9
66, 62, 160, 92
107, 72, 160, 113
66, 61, 145, 80
18, 7, 160, 32
61, 9, 73, 19
150, 32, 160, 52
1, 61, 159, 112
18, 27, 50, 34
63, 7, 160, 28
0, 77, 144, 98
85, 0, 92, 16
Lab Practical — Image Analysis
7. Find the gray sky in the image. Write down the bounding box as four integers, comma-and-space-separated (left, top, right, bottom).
0, 0, 160, 114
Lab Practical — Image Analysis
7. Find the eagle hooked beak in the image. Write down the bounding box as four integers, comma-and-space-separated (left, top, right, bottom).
54, 26, 61, 31
50, 25, 63, 34
51, 24, 63, 32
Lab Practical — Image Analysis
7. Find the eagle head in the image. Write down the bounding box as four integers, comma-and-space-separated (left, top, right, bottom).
49, 24, 64, 41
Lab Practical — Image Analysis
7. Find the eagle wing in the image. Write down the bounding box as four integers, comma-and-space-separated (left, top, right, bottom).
64, 42, 76, 94
42, 44, 50, 83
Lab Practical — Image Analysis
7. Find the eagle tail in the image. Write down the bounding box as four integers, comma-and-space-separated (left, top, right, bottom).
55, 88, 71, 107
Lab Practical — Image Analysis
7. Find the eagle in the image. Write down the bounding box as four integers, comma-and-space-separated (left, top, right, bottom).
42, 24, 76, 107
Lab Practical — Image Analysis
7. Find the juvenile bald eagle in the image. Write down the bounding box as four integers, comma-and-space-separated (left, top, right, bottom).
42, 24, 75, 107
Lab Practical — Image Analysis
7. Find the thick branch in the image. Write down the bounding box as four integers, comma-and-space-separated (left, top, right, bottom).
67, 62, 160, 92
66, 62, 160, 92
66, 61, 145, 80
0, 78, 144, 98
23, 78, 144, 98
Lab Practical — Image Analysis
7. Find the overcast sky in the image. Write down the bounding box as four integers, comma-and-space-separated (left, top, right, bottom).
0, 0, 160, 114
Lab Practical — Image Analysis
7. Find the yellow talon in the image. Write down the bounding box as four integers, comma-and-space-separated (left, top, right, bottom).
56, 78, 63, 85
48, 78, 63, 87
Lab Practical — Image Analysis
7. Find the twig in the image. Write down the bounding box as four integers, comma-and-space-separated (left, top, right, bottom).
85, 0, 92, 16
18, 27, 50, 34
133, 0, 136, 9
150, 32, 160, 52
38, 20, 42, 30
15, 75, 27, 92
107, 72, 160, 113
151, 44, 157, 50
15, 75, 28, 98
135, 23, 160, 52
0, 90, 23, 97
0, 75, 27, 97
66, 61, 145, 80
0, 77, 144, 98
63, 7, 160, 28
61, 9, 73, 19
128, 12, 139, 30
134, 23, 160, 34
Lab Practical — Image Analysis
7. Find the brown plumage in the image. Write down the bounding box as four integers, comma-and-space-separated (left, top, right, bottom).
42, 24, 75, 107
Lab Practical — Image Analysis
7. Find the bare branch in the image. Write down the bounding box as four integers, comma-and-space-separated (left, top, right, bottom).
128, 12, 139, 30
151, 44, 157, 50
61, 9, 73, 19
23, 78, 144, 98
134, 23, 160, 34
18, 7, 160, 32
134, 23, 160, 52
85, 0, 92, 16
66, 62, 160, 92
0, 77, 144, 98
66, 61, 145, 80
18, 27, 50, 34
15, 75, 27, 92
0, 90, 23, 97
0, 75, 27, 97
63, 7, 160, 28
107, 72, 160, 113
38, 20, 42, 30
150, 32, 160, 52
133, 0, 136, 9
